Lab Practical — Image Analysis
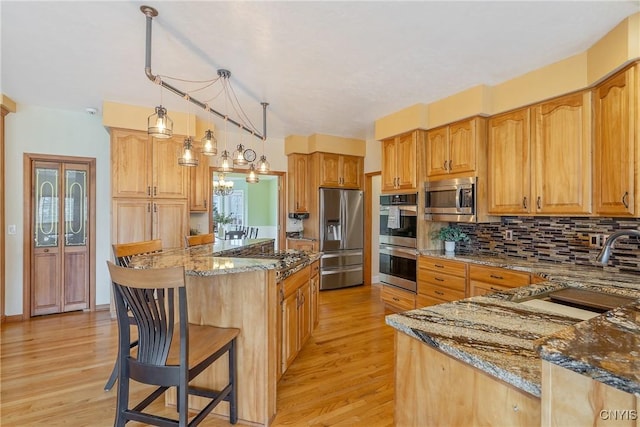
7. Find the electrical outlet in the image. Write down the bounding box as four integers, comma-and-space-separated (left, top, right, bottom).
504, 230, 513, 241
589, 234, 601, 248
7, 224, 16, 235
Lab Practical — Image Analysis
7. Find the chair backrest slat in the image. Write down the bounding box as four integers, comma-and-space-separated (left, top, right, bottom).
107, 261, 183, 366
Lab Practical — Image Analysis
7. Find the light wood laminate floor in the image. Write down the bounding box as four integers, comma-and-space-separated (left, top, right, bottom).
1, 284, 395, 426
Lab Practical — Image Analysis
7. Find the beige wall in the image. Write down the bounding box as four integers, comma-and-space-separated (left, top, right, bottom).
284, 133, 366, 157
374, 12, 640, 139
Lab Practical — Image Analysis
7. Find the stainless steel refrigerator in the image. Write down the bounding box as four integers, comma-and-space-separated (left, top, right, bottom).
319, 188, 364, 290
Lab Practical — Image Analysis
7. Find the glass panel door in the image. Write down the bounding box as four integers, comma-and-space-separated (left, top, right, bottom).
64, 168, 87, 246
35, 167, 60, 248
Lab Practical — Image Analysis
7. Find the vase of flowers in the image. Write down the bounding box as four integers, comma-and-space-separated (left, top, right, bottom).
431, 225, 470, 254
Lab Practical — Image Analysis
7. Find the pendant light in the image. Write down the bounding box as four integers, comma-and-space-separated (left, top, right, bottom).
148, 105, 173, 138
201, 107, 217, 156
178, 99, 198, 166
178, 137, 198, 167
246, 163, 259, 183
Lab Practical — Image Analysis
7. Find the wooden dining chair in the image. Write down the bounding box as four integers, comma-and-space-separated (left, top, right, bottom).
184, 233, 215, 247
104, 239, 163, 391
225, 230, 245, 240
107, 261, 239, 426
248, 227, 259, 239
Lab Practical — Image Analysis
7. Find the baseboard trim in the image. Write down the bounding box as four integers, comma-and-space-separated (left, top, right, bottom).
3, 314, 25, 323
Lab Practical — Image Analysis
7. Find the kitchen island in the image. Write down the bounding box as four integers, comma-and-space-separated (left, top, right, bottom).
386, 253, 640, 426
128, 238, 320, 426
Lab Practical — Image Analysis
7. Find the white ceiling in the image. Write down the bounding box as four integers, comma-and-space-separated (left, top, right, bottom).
2, 1, 639, 141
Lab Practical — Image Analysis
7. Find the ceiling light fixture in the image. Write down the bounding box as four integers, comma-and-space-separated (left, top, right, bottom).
140, 5, 268, 174
246, 163, 259, 184
213, 173, 234, 196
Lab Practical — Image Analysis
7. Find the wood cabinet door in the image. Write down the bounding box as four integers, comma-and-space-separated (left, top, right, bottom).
281, 291, 299, 373
449, 118, 477, 175
426, 126, 449, 178
532, 91, 592, 214
594, 67, 636, 216
341, 155, 362, 189
153, 199, 188, 249
298, 284, 312, 347
488, 108, 531, 214
111, 129, 151, 198
396, 132, 417, 190
189, 147, 211, 212
310, 272, 319, 329
381, 138, 398, 191
319, 153, 341, 187
152, 137, 189, 199
112, 199, 153, 244
288, 154, 308, 212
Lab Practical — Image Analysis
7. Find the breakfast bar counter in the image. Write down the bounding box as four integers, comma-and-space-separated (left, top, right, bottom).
128, 238, 319, 426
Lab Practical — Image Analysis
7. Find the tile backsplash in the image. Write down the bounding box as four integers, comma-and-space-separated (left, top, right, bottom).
455, 217, 640, 274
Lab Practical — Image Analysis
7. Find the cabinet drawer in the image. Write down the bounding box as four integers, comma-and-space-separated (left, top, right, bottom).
418, 269, 465, 292
381, 285, 416, 312
416, 294, 448, 308
283, 265, 310, 298
469, 280, 511, 297
419, 284, 465, 302
469, 265, 530, 288
419, 256, 467, 278
310, 260, 320, 277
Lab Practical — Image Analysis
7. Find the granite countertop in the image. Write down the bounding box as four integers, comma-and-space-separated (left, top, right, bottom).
386, 251, 640, 397
128, 238, 320, 281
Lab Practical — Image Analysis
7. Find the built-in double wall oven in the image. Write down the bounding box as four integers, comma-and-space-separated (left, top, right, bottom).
379, 193, 418, 293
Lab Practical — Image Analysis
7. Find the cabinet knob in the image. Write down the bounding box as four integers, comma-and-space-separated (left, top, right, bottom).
489, 274, 504, 280
536, 196, 541, 210
448, 160, 452, 171
443, 160, 448, 170
522, 196, 528, 210
434, 290, 444, 296
622, 191, 629, 209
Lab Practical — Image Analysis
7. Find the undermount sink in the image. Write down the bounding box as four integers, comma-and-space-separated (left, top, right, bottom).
517, 288, 634, 321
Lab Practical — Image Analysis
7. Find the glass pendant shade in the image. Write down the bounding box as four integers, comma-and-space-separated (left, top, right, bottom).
219, 150, 232, 172
246, 163, 259, 183
257, 155, 270, 173
201, 129, 217, 156
148, 105, 173, 138
233, 144, 248, 166
178, 137, 199, 167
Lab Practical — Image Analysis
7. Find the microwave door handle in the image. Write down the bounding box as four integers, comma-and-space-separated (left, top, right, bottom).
455, 188, 463, 210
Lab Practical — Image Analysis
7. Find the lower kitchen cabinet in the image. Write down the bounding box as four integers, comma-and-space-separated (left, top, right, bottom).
469, 264, 532, 297
309, 260, 320, 329
417, 256, 467, 307
380, 284, 416, 312
279, 264, 314, 376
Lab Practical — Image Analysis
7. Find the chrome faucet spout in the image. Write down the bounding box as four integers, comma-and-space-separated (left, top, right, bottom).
596, 230, 640, 265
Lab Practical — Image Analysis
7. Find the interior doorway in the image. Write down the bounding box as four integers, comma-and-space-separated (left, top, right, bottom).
209, 170, 286, 250
23, 154, 96, 317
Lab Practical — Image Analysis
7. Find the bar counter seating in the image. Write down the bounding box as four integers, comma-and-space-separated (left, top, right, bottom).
107, 261, 240, 426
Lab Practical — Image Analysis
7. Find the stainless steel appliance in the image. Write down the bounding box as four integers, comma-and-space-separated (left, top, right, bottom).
379, 193, 418, 293
319, 188, 364, 290
379, 193, 418, 248
424, 176, 477, 222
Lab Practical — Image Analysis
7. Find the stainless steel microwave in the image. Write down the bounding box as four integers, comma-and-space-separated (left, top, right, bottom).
424, 177, 476, 222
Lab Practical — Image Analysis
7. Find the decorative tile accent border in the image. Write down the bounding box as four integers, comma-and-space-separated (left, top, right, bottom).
455, 217, 640, 274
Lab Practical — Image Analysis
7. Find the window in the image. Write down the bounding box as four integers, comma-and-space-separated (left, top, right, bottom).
213, 190, 245, 229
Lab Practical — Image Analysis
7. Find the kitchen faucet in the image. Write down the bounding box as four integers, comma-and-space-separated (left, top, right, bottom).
596, 229, 640, 265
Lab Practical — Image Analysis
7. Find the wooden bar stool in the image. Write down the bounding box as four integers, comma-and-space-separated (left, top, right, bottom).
185, 233, 215, 247
104, 239, 163, 391
107, 261, 240, 426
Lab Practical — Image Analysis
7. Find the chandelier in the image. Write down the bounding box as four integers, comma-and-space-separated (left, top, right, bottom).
140, 5, 270, 179
213, 173, 234, 196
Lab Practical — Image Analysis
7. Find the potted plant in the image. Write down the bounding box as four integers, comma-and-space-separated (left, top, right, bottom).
431, 225, 470, 254
213, 206, 234, 237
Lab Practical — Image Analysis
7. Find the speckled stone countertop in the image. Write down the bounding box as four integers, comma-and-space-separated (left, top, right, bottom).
128, 238, 321, 281
385, 251, 640, 397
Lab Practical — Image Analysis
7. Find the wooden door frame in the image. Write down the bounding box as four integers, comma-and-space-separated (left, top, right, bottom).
208, 167, 286, 251
23, 153, 97, 319
364, 171, 381, 286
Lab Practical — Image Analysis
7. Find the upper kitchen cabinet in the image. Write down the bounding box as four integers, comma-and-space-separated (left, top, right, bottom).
111, 128, 188, 199
488, 91, 593, 216
189, 144, 211, 212
594, 64, 639, 217
316, 153, 363, 189
531, 91, 592, 215
381, 130, 421, 192
426, 117, 485, 180
487, 108, 532, 215
288, 153, 309, 213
